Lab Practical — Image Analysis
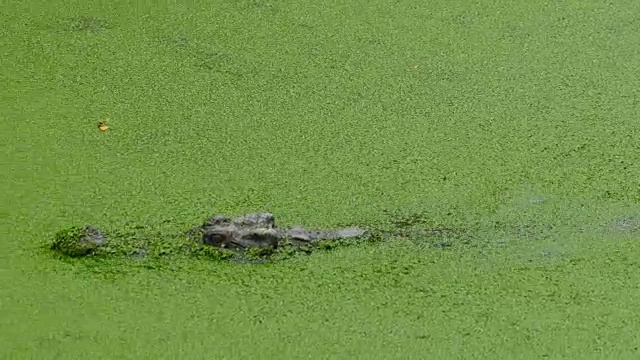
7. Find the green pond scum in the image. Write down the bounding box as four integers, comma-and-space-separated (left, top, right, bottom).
2, 0, 640, 358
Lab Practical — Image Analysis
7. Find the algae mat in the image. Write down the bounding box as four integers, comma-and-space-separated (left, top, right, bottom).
2, 0, 640, 358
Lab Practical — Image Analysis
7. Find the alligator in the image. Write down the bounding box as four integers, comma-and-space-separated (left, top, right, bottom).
50, 213, 371, 259
195, 212, 369, 251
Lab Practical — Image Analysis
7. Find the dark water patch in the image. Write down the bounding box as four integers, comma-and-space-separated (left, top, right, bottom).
378, 193, 640, 263
159, 34, 256, 78
68, 16, 110, 32
540, 248, 565, 258
245, 0, 279, 13
377, 208, 477, 250
608, 216, 640, 233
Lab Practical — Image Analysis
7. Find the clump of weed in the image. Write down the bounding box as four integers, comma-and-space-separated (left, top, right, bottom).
244, 246, 276, 260
191, 244, 235, 261
50, 226, 106, 257
318, 239, 340, 251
